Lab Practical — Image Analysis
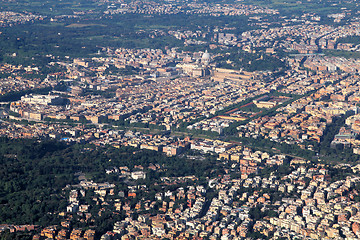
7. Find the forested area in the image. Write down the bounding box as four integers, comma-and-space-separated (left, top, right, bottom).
0, 13, 253, 67
0, 137, 221, 227
214, 50, 287, 72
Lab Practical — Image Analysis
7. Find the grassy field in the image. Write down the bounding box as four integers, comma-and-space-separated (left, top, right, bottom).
66, 23, 107, 28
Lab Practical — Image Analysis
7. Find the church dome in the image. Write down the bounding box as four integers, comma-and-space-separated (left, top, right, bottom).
201, 50, 210, 61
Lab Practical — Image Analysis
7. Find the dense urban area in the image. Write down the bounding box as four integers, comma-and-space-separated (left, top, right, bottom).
3, 0, 360, 239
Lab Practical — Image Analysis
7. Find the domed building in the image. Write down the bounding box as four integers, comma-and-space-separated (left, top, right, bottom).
201, 50, 211, 65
